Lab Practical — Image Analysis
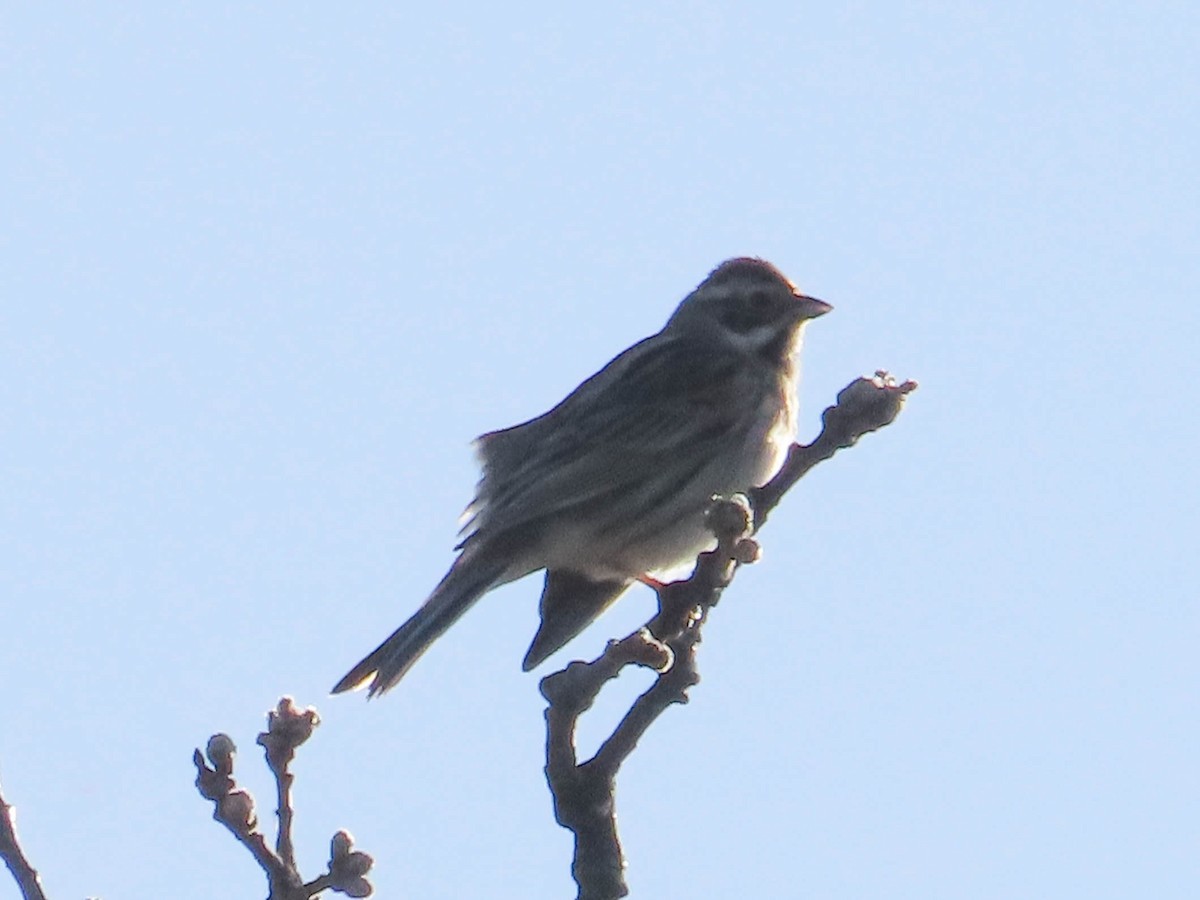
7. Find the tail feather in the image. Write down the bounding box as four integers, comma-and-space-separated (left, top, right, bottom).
332, 556, 506, 697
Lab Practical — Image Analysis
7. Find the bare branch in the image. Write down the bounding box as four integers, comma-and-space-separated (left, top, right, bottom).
751, 371, 918, 526
194, 698, 374, 899
542, 372, 916, 899
0, 780, 49, 900
257, 697, 320, 871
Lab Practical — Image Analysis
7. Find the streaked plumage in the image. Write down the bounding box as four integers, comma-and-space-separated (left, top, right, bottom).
333, 257, 831, 696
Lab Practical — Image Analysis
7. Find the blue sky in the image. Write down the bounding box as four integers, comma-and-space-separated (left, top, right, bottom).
2, 3, 1197, 898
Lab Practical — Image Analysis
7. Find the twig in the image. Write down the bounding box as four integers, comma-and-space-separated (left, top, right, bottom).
194, 698, 374, 899
0, 780, 49, 900
751, 371, 918, 527
258, 697, 319, 871
542, 372, 916, 899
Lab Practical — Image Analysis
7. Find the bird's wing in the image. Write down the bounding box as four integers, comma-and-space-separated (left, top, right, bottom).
461, 330, 754, 546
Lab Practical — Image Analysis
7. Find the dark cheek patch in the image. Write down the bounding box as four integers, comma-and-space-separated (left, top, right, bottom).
720, 309, 760, 334
721, 295, 790, 339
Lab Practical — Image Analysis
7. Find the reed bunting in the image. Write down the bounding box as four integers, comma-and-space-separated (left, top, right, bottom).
334, 257, 831, 696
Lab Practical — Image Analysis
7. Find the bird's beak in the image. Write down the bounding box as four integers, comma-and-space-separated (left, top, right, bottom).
793, 294, 833, 320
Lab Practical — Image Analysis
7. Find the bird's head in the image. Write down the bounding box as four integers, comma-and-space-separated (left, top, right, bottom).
666, 257, 832, 358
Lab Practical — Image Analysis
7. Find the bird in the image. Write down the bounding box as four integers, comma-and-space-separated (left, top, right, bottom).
333, 257, 831, 697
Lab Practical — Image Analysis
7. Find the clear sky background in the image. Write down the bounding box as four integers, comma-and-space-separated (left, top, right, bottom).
2, 3, 1197, 898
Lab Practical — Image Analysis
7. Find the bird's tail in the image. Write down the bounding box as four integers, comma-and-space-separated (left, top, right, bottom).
332, 555, 506, 697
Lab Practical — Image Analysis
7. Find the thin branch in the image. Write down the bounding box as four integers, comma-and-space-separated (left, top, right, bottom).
0, 780, 49, 900
193, 734, 301, 898
542, 372, 916, 900
542, 634, 669, 899
257, 697, 319, 871
751, 372, 917, 527
194, 698, 374, 899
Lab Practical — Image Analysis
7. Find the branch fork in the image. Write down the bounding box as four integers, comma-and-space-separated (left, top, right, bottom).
543, 372, 916, 899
